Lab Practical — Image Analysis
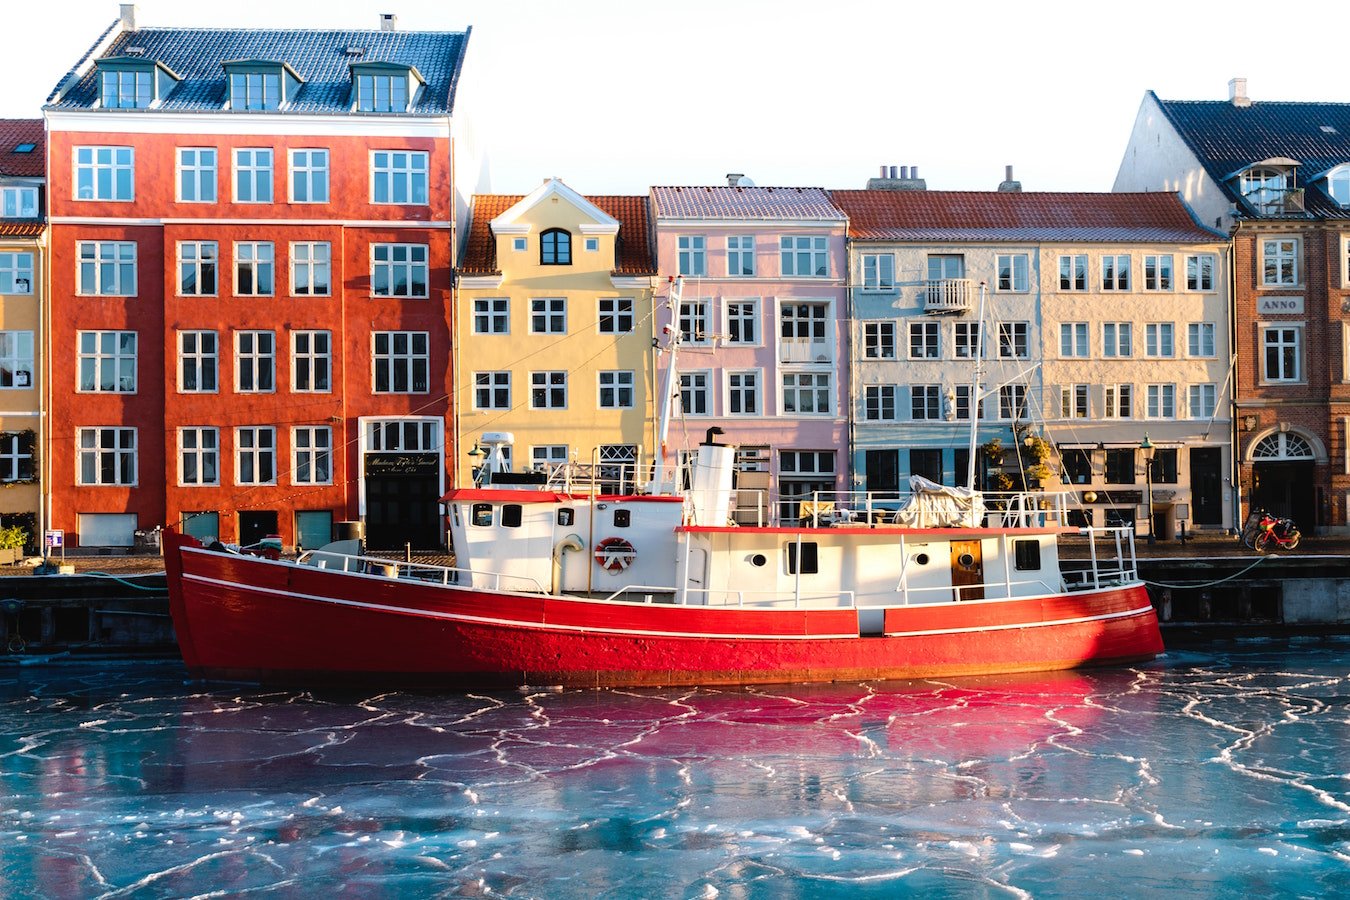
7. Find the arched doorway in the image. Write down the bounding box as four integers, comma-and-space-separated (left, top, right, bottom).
1250, 431, 1316, 525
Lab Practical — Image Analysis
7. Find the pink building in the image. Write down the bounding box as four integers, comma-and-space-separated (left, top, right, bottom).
650, 185, 848, 523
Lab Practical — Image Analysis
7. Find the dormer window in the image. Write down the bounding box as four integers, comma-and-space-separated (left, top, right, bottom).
1326, 165, 1350, 207
223, 61, 302, 112
350, 63, 422, 113
541, 229, 571, 265
1238, 162, 1303, 216
96, 57, 180, 109
0, 187, 38, 218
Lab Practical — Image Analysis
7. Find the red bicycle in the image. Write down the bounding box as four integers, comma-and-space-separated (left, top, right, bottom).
1241, 509, 1301, 551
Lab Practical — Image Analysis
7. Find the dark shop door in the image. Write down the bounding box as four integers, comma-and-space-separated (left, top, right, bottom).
1188, 447, 1223, 526
1252, 461, 1315, 527
365, 453, 441, 550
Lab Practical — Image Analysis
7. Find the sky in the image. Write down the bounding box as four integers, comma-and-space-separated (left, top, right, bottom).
3, 0, 1347, 196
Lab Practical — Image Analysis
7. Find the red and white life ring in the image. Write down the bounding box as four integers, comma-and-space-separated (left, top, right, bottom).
594, 537, 637, 574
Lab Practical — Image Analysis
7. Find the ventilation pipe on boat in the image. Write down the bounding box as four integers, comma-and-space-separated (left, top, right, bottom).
688, 438, 736, 526
552, 534, 584, 594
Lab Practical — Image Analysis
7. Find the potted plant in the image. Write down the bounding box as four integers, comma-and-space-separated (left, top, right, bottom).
0, 525, 27, 565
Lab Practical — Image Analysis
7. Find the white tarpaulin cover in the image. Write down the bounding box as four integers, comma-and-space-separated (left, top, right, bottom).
891, 476, 985, 527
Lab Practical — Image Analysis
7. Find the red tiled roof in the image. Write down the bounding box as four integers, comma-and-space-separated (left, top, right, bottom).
828, 190, 1222, 243
0, 120, 44, 178
460, 193, 655, 276
0, 221, 43, 237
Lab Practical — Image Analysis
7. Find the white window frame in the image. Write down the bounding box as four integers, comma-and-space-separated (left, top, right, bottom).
475, 297, 510, 334
234, 241, 274, 297
908, 321, 939, 359
77, 241, 137, 296
598, 297, 634, 334
371, 243, 429, 298
0, 252, 34, 294
176, 148, 217, 203
234, 330, 276, 393
1261, 238, 1299, 287
998, 385, 1027, 420
725, 299, 759, 345
1262, 324, 1302, 383
0, 331, 34, 390
680, 298, 712, 344
678, 235, 706, 276
1102, 322, 1133, 358
77, 330, 137, 394
1187, 254, 1216, 291
727, 235, 756, 276
910, 384, 942, 421
680, 370, 712, 416
289, 149, 330, 204
233, 148, 274, 203
371, 150, 429, 205
291, 330, 331, 393
1058, 254, 1088, 291
998, 322, 1030, 359
780, 235, 829, 277
1143, 254, 1174, 291
1104, 384, 1134, 419
781, 371, 832, 416
1146, 383, 1176, 419
1101, 254, 1131, 291
178, 427, 220, 487
1188, 322, 1216, 358
1145, 322, 1175, 358
73, 146, 133, 202
863, 321, 896, 359
355, 72, 409, 112
530, 297, 567, 335
1059, 322, 1089, 358
531, 445, 569, 471
861, 253, 895, 291
864, 384, 898, 421
177, 241, 218, 297
474, 371, 511, 410
235, 426, 277, 486
1060, 384, 1090, 419
584, 237, 599, 252
0, 185, 39, 218
290, 242, 331, 297
954, 322, 981, 359
293, 426, 333, 485
373, 331, 430, 394
178, 331, 218, 393
996, 253, 1029, 292
598, 370, 635, 409
229, 71, 281, 111
530, 370, 568, 409
726, 369, 761, 416
77, 427, 136, 486
1188, 384, 1218, 419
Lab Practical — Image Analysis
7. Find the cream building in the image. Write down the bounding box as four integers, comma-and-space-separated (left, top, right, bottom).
454, 179, 659, 487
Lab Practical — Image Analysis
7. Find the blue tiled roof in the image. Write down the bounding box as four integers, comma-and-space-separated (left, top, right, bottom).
48, 22, 469, 116
652, 186, 846, 221
1156, 93, 1350, 219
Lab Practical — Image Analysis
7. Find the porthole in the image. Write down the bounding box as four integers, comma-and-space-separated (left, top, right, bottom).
750, 553, 767, 567
958, 553, 975, 567
915, 553, 929, 565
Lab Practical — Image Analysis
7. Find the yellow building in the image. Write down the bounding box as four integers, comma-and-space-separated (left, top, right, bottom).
454, 179, 658, 487
0, 120, 44, 555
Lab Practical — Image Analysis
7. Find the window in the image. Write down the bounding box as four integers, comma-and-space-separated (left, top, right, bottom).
229, 72, 281, 110
475, 298, 510, 334
372, 150, 428, 204
178, 242, 217, 296
1060, 384, 1090, 418
234, 331, 275, 393
726, 300, 758, 344
1145, 323, 1174, 358
355, 72, 409, 112
532, 445, 569, 471
373, 332, 429, 393
0, 252, 33, 294
512, 237, 527, 252
862, 253, 895, 290
100, 68, 153, 108
74, 146, 133, 201
179, 428, 219, 486
77, 242, 136, 296
1263, 326, 1300, 382
291, 243, 331, 296
0, 431, 34, 482
292, 330, 331, 393
778, 450, 836, 523
679, 298, 711, 343
727, 236, 755, 276
952, 384, 974, 420
1189, 384, 1218, 418
235, 427, 276, 485
863, 322, 895, 359
998, 322, 1029, 359
1059, 254, 1088, 291
474, 372, 510, 410
998, 385, 1026, 420
584, 237, 599, 252
598, 297, 633, 334
1143, 254, 1173, 290
1062, 449, 1092, 485
780, 235, 828, 276
1102, 255, 1130, 290
1328, 165, 1350, 206
1241, 167, 1291, 214
927, 254, 964, 283
1262, 239, 1299, 286
178, 331, 217, 393
531, 297, 567, 334
0, 332, 33, 389
234, 242, 274, 296
677, 235, 704, 276
372, 244, 429, 298
1059, 322, 1088, 358
954, 322, 981, 359
1146, 384, 1175, 418
293, 426, 332, 485
1, 186, 38, 218
78, 427, 136, 485
782, 372, 831, 415
781, 303, 830, 358
727, 370, 760, 415
863, 385, 896, 421
680, 370, 711, 415
290, 149, 329, 203
598, 370, 635, 408
1188, 322, 1216, 357
1104, 449, 1135, 484
909, 321, 939, 359
785, 541, 819, 575
1014, 540, 1042, 571
910, 385, 941, 420
1104, 384, 1133, 419
1187, 254, 1215, 291
1149, 448, 1179, 484
541, 228, 571, 265
530, 371, 567, 409
997, 254, 1029, 292
177, 149, 216, 203
77, 331, 136, 393
234, 149, 273, 203
1102, 322, 1132, 358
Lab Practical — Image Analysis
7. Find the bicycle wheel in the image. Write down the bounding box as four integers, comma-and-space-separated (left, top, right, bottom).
1242, 521, 1260, 549
1253, 529, 1272, 552
1285, 530, 1300, 550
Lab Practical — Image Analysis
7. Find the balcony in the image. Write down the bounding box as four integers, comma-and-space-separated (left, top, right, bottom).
923, 278, 972, 314
779, 338, 832, 364
1244, 187, 1307, 217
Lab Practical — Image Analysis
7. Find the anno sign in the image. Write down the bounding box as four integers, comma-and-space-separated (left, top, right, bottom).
365, 453, 439, 477
1257, 296, 1304, 315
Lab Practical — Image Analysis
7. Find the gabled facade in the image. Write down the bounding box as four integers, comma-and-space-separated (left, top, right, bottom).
650, 185, 848, 523
43, 8, 472, 551
1116, 82, 1350, 531
831, 187, 1232, 535
454, 179, 658, 487
0, 120, 45, 551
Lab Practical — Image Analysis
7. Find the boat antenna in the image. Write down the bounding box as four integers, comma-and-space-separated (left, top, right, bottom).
650, 275, 685, 494
965, 281, 988, 491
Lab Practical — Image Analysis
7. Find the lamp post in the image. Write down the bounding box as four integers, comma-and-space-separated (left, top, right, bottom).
1140, 433, 1156, 545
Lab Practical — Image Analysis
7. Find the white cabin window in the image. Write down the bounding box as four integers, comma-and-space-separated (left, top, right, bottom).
1014, 540, 1041, 570
471, 503, 492, 527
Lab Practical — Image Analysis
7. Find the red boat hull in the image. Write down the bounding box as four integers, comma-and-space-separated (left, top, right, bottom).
164, 532, 1164, 688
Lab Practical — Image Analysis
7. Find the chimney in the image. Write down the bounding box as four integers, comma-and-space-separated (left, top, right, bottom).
889, 165, 898, 179
119, 3, 136, 29
866, 164, 928, 192
380, 13, 398, 31
727, 173, 745, 187
997, 165, 1022, 193
1229, 77, 1250, 107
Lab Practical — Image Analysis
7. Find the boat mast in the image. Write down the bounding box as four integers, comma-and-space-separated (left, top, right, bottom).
650, 276, 685, 494
965, 280, 988, 491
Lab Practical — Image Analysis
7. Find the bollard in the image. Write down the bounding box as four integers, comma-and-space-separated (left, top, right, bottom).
1, 598, 25, 653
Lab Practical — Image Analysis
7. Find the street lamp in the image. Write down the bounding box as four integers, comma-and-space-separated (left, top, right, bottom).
1140, 433, 1156, 545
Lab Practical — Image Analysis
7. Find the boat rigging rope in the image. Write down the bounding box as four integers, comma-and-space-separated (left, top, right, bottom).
79, 572, 168, 591
1142, 553, 1272, 589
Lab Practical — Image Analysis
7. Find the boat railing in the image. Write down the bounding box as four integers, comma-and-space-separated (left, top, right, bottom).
298, 548, 549, 594
790, 488, 1081, 529
1059, 525, 1141, 590
604, 584, 858, 609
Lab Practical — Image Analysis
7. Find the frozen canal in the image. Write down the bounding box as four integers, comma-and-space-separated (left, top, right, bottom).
2, 642, 1348, 898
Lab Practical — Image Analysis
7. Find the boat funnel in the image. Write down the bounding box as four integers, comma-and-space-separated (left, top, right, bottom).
688, 443, 736, 525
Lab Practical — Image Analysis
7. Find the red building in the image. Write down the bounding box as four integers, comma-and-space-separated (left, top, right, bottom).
44, 7, 471, 550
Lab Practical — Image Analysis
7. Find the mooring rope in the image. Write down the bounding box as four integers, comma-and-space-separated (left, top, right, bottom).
1143, 554, 1273, 589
